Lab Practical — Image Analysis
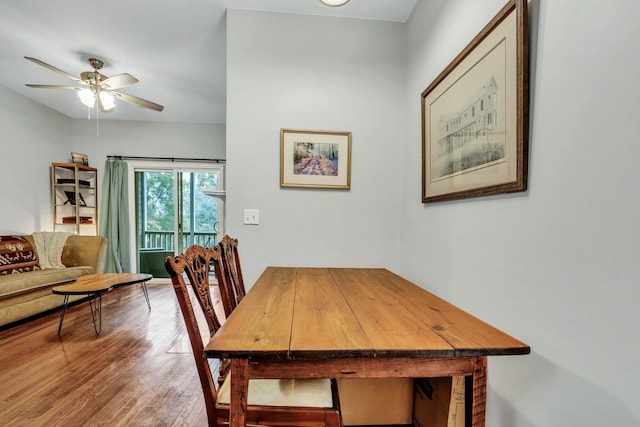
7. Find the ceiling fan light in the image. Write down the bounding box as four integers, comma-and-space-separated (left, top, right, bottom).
319, 0, 350, 6
78, 88, 95, 108
99, 91, 116, 111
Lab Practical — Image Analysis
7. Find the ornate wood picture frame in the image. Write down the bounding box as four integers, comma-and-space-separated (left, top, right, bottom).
421, 0, 528, 203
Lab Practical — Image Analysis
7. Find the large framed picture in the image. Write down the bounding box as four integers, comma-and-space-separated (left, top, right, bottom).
422, 0, 528, 203
280, 128, 352, 189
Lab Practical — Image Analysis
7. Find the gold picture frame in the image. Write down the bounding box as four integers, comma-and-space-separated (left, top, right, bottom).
280, 128, 352, 189
421, 0, 528, 203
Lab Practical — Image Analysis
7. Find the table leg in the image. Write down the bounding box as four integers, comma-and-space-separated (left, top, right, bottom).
470, 356, 488, 427
57, 295, 70, 336
140, 281, 151, 310
229, 358, 249, 427
88, 294, 103, 335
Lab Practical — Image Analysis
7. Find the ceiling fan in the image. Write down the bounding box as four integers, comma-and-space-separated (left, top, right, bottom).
24, 56, 164, 112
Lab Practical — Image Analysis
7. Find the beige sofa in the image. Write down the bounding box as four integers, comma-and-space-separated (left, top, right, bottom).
0, 234, 107, 328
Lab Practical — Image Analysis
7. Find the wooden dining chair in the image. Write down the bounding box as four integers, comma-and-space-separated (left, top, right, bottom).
217, 235, 246, 317
164, 245, 342, 427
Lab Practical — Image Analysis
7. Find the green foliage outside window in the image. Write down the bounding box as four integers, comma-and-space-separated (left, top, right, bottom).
144, 171, 218, 233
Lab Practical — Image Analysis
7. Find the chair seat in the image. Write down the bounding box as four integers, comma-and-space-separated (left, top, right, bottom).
218, 378, 335, 408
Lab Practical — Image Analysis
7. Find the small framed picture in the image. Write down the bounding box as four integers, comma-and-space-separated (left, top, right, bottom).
71, 152, 89, 166
280, 128, 352, 189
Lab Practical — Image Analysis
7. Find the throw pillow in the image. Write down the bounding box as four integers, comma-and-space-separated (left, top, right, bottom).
0, 235, 40, 275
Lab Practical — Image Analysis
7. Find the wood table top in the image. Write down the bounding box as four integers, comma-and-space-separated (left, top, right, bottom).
52, 273, 152, 295
205, 267, 529, 360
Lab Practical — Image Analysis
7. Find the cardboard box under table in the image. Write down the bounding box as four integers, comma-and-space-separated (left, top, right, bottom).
413, 376, 465, 427
337, 378, 414, 425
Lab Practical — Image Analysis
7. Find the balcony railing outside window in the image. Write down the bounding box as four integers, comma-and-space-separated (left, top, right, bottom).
142, 230, 217, 251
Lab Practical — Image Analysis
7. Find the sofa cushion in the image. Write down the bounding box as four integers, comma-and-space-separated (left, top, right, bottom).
0, 236, 40, 275
0, 266, 93, 300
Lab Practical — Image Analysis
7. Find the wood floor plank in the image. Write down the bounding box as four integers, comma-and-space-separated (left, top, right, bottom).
0, 283, 210, 426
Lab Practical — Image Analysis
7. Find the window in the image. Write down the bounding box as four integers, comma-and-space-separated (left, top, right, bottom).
128, 161, 224, 278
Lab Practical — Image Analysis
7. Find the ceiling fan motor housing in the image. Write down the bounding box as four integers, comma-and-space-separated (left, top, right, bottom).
81, 71, 108, 84
88, 58, 104, 70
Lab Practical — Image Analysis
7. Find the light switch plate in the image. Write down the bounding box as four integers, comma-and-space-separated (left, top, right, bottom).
243, 209, 259, 225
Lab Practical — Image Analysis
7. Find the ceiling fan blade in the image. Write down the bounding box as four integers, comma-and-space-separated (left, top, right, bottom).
25, 84, 81, 90
24, 57, 86, 86
111, 91, 164, 112
100, 73, 139, 90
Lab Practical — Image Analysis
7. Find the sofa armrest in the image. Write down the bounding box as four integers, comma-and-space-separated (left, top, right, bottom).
61, 235, 107, 273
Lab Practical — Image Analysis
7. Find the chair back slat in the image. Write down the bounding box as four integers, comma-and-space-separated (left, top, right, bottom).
218, 235, 246, 315
210, 242, 237, 319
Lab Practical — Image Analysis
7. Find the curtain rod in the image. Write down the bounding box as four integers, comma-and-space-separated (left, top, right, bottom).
107, 155, 225, 163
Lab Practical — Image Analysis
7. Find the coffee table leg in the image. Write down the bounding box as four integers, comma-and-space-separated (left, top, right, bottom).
140, 282, 151, 310
57, 295, 70, 336
88, 294, 103, 335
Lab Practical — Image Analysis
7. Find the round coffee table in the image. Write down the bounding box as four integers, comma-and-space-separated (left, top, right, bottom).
52, 273, 152, 335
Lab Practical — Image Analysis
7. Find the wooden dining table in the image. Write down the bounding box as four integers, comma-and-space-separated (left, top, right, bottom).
204, 267, 530, 427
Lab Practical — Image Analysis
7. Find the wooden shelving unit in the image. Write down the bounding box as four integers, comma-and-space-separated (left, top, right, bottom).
51, 162, 98, 235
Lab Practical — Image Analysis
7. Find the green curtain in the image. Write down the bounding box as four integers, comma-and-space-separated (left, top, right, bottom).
99, 159, 131, 273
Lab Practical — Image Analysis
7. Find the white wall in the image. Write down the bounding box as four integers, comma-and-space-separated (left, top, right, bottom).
71, 119, 225, 165
0, 85, 71, 234
226, 10, 406, 286
402, 1, 640, 426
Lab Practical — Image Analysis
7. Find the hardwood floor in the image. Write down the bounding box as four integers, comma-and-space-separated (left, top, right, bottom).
0, 283, 210, 426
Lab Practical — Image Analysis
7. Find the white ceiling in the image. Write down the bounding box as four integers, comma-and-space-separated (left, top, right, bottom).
0, 0, 417, 124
